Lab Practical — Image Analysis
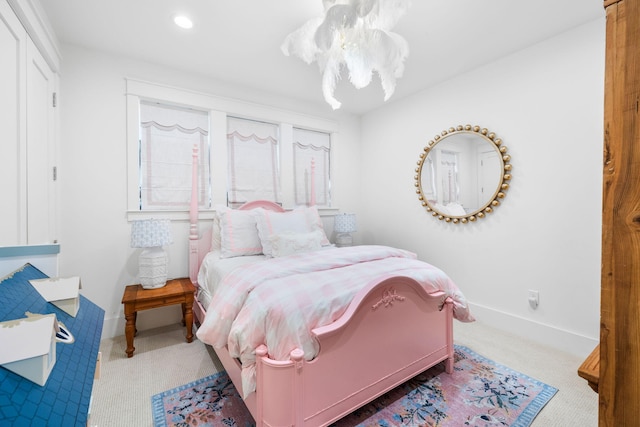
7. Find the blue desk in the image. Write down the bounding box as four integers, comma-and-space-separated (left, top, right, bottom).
0, 264, 104, 427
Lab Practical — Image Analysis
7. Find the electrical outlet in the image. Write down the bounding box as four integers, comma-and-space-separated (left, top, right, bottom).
528, 290, 539, 309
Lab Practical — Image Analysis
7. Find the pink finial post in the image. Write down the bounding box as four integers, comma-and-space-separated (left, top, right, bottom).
310, 157, 316, 206
190, 145, 199, 226
189, 144, 199, 284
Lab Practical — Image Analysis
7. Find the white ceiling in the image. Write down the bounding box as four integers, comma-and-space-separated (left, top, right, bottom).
38, 0, 604, 115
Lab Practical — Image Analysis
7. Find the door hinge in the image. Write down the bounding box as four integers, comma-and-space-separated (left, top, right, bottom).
52, 92, 57, 107
53, 166, 57, 181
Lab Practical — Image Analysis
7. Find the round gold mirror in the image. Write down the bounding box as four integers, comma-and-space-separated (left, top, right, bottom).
414, 125, 512, 224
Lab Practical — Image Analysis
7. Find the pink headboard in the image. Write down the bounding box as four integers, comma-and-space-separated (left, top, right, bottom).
188, 145, 313, 285
238, 200, 285, 212
188, 146, 292, 285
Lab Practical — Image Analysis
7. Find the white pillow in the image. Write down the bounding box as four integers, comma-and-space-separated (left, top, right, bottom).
210, 213, 221, 252
254, 206, 329, 257
270, 230, 324, 258
216, 205, 263, 258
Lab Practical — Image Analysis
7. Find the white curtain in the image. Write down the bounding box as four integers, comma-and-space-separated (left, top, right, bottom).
227, 117, 280, 207
139, 102, 209, 210
293, 128, 331, 206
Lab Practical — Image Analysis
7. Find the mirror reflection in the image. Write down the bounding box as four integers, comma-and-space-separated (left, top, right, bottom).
415, 125, 512, 224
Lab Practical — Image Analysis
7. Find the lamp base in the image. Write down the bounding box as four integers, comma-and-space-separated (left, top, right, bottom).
335, 233, 353, 247
138, 247, 168, 289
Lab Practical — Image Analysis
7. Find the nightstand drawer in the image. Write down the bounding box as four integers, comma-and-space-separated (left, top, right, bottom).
133, 295, 187, 310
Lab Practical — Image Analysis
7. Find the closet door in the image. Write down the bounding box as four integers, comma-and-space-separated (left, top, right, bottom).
0, 0, 27, 245
26, 38, 56, 244
0, 0, 57, 246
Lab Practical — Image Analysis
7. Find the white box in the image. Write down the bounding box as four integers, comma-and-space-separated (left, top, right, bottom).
29, 276, 82, 317
0, 314, 59, 386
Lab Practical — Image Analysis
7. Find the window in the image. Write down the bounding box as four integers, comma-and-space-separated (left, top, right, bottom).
227, 117, 280, 208
293, 128, 331, 206
139, 101, 210, 210
126, 79, 339, 218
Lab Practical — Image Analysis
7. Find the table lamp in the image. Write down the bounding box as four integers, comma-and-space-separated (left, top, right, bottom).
130, 219, 172, 289
334, 213, 357, 247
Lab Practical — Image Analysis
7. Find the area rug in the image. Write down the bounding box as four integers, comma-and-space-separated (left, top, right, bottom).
151, 345, 557, 427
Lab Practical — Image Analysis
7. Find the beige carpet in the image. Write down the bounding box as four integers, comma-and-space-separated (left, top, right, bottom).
88, 321, 598, 427
454, 322, 598, 427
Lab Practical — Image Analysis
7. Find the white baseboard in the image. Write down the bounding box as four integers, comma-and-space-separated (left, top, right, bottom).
468, 302, 599, 359
101, 305, 184, 340
102, 315, 124, 340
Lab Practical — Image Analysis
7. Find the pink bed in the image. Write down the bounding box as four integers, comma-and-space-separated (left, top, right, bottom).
187, 151, 473, 426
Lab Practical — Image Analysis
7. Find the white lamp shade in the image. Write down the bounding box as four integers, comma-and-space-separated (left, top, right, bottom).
334, 213, 357, 234
130, 219, 172, 248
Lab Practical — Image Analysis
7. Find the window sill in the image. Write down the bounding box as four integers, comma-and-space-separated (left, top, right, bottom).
126, 206, 340, 222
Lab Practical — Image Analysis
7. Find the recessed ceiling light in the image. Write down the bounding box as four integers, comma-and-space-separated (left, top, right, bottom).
174, 15, 193, 29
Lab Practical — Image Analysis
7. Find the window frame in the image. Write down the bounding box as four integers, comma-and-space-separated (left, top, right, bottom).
292, 127, 332, 207
125, 79, 339, 221
138, 100, 211, 211
226, 116, 282, 208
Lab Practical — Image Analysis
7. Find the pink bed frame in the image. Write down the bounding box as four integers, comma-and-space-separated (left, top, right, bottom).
187, 147, 454, 426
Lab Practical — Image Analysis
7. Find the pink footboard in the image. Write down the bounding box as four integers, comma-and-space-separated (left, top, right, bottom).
215, 274, 454, 427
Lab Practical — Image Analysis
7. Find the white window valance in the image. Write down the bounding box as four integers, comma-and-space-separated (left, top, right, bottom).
139, 102, 210, 210
227, 116, 280, 207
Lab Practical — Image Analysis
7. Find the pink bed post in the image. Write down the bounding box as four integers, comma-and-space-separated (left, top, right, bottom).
444, 298, 455, 373
310, 157, 316, 206
189, 144, 199, 285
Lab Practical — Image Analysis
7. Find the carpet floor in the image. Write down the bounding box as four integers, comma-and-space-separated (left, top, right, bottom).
151, 345, 557, 427
88, 321, 598, 427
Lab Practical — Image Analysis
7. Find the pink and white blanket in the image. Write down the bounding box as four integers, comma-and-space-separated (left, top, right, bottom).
195, 245, 473, 396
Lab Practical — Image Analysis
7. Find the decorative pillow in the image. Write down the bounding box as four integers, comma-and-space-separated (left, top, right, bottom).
270, 230, 324, 258
216, 205, 262, 258
253, 206, 330, 257
210, 213, 222, 252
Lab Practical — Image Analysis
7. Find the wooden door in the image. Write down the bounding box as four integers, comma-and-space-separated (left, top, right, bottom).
600, 0, 640, 425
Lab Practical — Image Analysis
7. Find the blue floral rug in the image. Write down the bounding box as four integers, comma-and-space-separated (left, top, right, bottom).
152, 345, 557, 427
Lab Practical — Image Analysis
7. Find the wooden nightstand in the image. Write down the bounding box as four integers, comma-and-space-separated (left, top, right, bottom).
121, 277, 195, 357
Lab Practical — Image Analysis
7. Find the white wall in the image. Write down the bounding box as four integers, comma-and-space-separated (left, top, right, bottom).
359, 19, 605, 358
56, 45, 362, 338
56, 19, 605, 357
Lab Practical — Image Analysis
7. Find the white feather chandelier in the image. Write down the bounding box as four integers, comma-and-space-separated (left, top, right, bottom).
281, 0, 411, 110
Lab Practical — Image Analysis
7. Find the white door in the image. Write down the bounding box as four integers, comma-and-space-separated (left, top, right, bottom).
478, 149, 502, 205
26, 38, 56, 244
0, 0, 27, 245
